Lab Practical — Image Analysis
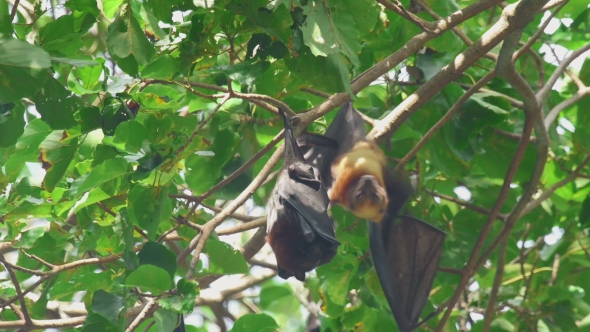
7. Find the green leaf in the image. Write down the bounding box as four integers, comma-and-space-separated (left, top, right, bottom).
284, 47, 352, 94
137, 92, 180, 110
73, 187, 112, 213
103, 120, 149, 153
101, 97, 134, 136
38, 14, 86, 55
128, 185, 172, 240
79, 106, 102, 134
82, 313, 118, 332
103, 0, 124, 18
229, 313, 279, 332
204, 237, 249, 275
141, 54, 178, 79
471, 133, 537, 182
138, 241, 177, 279
579, 194, 590, 225
204, 60, 271, 85
0, 38, 51, 69
107, 7, 156, 65
154, 308, 179, 331
92, 290, 125, 324
0, 102, 25, 148
4, 202, 53, 223
300, 0, 377, 68
125, 264, 172, 294
51, 272, 114, 298
159, 278, 199, 313
39, 131, 78, 192
68, 60, 105, 95
33, 75, 81, 130
0, 38, 52, 102
72, 158, 130, 195
145, 0, 179, 24
12, 227, 45, 249
235, 0, 293, 46
65, 0, 100, 17
185, 129, 236, 195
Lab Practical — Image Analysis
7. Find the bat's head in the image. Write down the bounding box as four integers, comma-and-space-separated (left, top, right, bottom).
348, 175, 389, 222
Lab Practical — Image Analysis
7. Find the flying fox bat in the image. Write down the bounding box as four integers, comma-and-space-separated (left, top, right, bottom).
304, 101, 446, 331
173, 314, 185, 332
266, 109, 341, 281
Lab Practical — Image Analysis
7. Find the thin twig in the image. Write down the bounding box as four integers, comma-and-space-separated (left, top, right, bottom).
482, 238, 508, 330
376, 0, 435, 31
2, 262, 33, 326
549, 254, 560, 286
18, 250, 54, 268
537, 43, 590, 104
178, 145, 284, 278
125, 298, 158, 332
201, 203, 261, 222
520, 154, 590, 216
175, 94, 230, 158
423, 188, 508, 222
0, 257, 49, 276
10, 0, 20, 21
217, 218, 266, 236
523, 252, 540, 303
394, 71, 496, 171
414, 0, 498, 61
184, 129, 284, 219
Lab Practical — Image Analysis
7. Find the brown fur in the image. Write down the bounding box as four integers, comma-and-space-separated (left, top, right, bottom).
329, 141, 389, 222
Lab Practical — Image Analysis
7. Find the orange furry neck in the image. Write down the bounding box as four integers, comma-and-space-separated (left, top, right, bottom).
329, 141, 386, 209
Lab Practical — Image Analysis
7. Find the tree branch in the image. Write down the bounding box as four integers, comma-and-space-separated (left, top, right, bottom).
2, 262, 33, 327
394, 70, 496, 171
537, 43, 590, 103
519, 154, 590, 216
436, 2, 550, 326
482, 238, 508, 331
369, 0, 539, 142
544, 86, 590, 129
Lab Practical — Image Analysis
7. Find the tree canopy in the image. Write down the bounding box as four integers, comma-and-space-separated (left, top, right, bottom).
1, 0, 590, 331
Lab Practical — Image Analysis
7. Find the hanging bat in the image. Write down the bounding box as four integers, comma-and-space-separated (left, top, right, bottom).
173, 314, 185, 332
266, 109, 341, 281
304, 101, 446, 331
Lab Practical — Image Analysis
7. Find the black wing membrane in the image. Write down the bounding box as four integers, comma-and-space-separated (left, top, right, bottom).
173, 315, 186, 332
303, 100, 365, 187
266, 109, 340, 280
369, 216, 446, 332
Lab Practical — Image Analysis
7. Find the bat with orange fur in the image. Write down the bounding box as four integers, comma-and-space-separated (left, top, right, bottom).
304, 101, 446, 331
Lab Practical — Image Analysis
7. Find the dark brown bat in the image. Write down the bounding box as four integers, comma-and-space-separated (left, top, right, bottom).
266, 109, 341, 281
173, 314, 185, 332
304, 101, 446, 331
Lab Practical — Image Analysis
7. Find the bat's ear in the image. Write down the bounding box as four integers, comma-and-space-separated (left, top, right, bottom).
295, 272, 306, 281
277, 266, 292, 280
289, 115, 302, 127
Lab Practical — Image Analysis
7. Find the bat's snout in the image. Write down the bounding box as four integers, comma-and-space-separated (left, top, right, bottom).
348, 176, 389, 222
356, 176, 388, 206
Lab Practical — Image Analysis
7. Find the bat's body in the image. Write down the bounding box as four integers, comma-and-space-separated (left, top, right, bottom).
304, 101, 446, 331
266, 109, 340, 281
